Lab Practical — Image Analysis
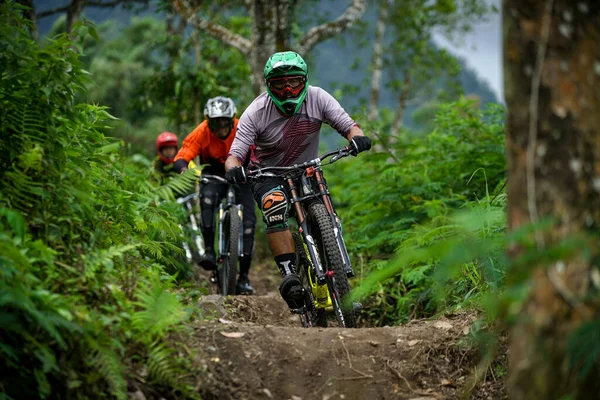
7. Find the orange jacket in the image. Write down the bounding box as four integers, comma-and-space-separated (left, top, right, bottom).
174, 118, 239, 166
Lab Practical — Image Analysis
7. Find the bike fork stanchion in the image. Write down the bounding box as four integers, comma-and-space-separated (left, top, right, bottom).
332, 215, 354, 278
237, 205, 244, 258
218, 204, 225, 259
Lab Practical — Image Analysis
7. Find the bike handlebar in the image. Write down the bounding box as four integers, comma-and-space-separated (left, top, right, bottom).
176, 192, 199, 204
200, 174, 229, 184
247, 146, 352, 178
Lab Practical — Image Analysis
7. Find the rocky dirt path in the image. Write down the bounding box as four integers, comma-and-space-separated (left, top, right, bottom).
189, 264, 506, 400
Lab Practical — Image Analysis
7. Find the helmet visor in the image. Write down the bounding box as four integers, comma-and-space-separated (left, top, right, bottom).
267, 75, 306, 100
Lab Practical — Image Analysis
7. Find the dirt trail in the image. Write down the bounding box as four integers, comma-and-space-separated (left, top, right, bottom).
190, 265, 506, 400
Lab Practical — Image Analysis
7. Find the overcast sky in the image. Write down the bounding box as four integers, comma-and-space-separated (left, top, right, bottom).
433, 0, 504, 102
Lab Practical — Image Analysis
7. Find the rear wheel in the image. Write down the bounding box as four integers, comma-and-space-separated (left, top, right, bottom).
293, 233, 327, 328
307, 202, 356, 328
219, 209, 240, 296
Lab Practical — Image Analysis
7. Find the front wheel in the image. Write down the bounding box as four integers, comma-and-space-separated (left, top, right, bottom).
219, 208, 240, 296
307, 202, 356, 328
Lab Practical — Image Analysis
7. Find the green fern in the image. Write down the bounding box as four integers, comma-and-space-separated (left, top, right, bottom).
567, 319, 600, 379
89, 342, 127, 400
132, 278, 185, 337
147, 341, 178, 385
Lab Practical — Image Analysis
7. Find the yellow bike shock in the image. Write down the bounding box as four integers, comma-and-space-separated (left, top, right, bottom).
303, 240, 332, 309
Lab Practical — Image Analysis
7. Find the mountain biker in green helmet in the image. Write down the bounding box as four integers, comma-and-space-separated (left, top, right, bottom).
224, 51, 372, 314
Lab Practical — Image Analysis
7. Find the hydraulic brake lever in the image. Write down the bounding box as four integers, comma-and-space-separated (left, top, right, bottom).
329, 148, 350, 164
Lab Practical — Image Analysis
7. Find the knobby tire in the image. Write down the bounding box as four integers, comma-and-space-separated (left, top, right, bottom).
307, 202, 356, 328
220, 209, 240, 296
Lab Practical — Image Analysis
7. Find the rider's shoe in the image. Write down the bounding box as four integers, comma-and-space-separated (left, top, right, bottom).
198, 249, 217, 270
279, 274, 306, 314
236, 275, 254, 295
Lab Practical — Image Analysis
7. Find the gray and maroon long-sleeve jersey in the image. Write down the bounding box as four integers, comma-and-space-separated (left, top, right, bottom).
229, 86, 357, 168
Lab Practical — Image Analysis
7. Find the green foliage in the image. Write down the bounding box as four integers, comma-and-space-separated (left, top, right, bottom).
75, 12, 254, 155
328, 99, 506, 324
0, 4, 200, 398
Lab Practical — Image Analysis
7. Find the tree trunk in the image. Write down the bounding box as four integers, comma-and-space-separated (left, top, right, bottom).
504, 0, 600, 398
65, 0, 85, 34
368, 0, 388, 122
247, 0, 291, 95
389, 71, 410, 139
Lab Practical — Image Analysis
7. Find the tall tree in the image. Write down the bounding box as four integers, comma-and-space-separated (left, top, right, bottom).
504, 0, 600, 398
171, 0, 368, 95
365, 0, 489, 142
368, 0, 388, 121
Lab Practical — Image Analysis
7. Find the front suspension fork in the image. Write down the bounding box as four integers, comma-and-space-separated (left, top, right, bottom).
288, 178, 328, 285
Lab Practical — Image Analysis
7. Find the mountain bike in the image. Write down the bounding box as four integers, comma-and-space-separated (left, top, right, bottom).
199, 174, 244, 296
248, 146, 357, 328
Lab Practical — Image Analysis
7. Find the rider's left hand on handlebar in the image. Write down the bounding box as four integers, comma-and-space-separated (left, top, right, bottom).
350, 136, 372, 156
225, 166, 248, 184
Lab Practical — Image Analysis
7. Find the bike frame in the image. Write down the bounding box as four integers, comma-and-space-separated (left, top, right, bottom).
201, 175, 244, 264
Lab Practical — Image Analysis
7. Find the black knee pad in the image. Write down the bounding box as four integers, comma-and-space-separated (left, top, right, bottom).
260, 186, 290, 233
242, 221, 255, 257
200, 191, 216, 230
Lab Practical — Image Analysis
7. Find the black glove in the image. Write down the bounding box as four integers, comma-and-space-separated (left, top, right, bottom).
172, 159, 189, 173
350, 136, 372, 156
225, 166, 248, 184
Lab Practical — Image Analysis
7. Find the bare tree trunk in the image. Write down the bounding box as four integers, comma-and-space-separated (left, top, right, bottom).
368, 0, 388, 122
504, 0, 600, 398
247, 0, 289, 95
389, 72, 410, 139
65, 0, 85, 34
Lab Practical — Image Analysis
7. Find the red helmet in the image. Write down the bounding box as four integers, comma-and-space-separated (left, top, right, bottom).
156, 132, 178, 164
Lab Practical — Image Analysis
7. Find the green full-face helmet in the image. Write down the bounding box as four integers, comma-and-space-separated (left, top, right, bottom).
264, 51, 309, 116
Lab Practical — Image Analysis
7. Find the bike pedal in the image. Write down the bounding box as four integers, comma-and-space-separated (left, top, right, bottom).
345, 267, 355, 278
290, 306, 307, 315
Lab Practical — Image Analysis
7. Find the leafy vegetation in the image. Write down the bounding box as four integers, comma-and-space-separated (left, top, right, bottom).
0, 4, 200, 398
328, 98, 506, 324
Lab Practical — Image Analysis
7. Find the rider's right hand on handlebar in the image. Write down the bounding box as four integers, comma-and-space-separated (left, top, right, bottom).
350, 136, 372, 156
225, 166, 248, 184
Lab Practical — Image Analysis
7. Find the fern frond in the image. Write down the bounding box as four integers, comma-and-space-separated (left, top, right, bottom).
147, 340, 178, 385
89, 343, 127, 400
132, 278, 184, 337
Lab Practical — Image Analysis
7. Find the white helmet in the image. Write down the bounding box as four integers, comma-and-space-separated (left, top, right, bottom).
204, 96, 236, 119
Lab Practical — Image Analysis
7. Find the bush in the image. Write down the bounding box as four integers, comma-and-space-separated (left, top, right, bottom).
328, 99, 506, 324
0, 4, 198, 398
